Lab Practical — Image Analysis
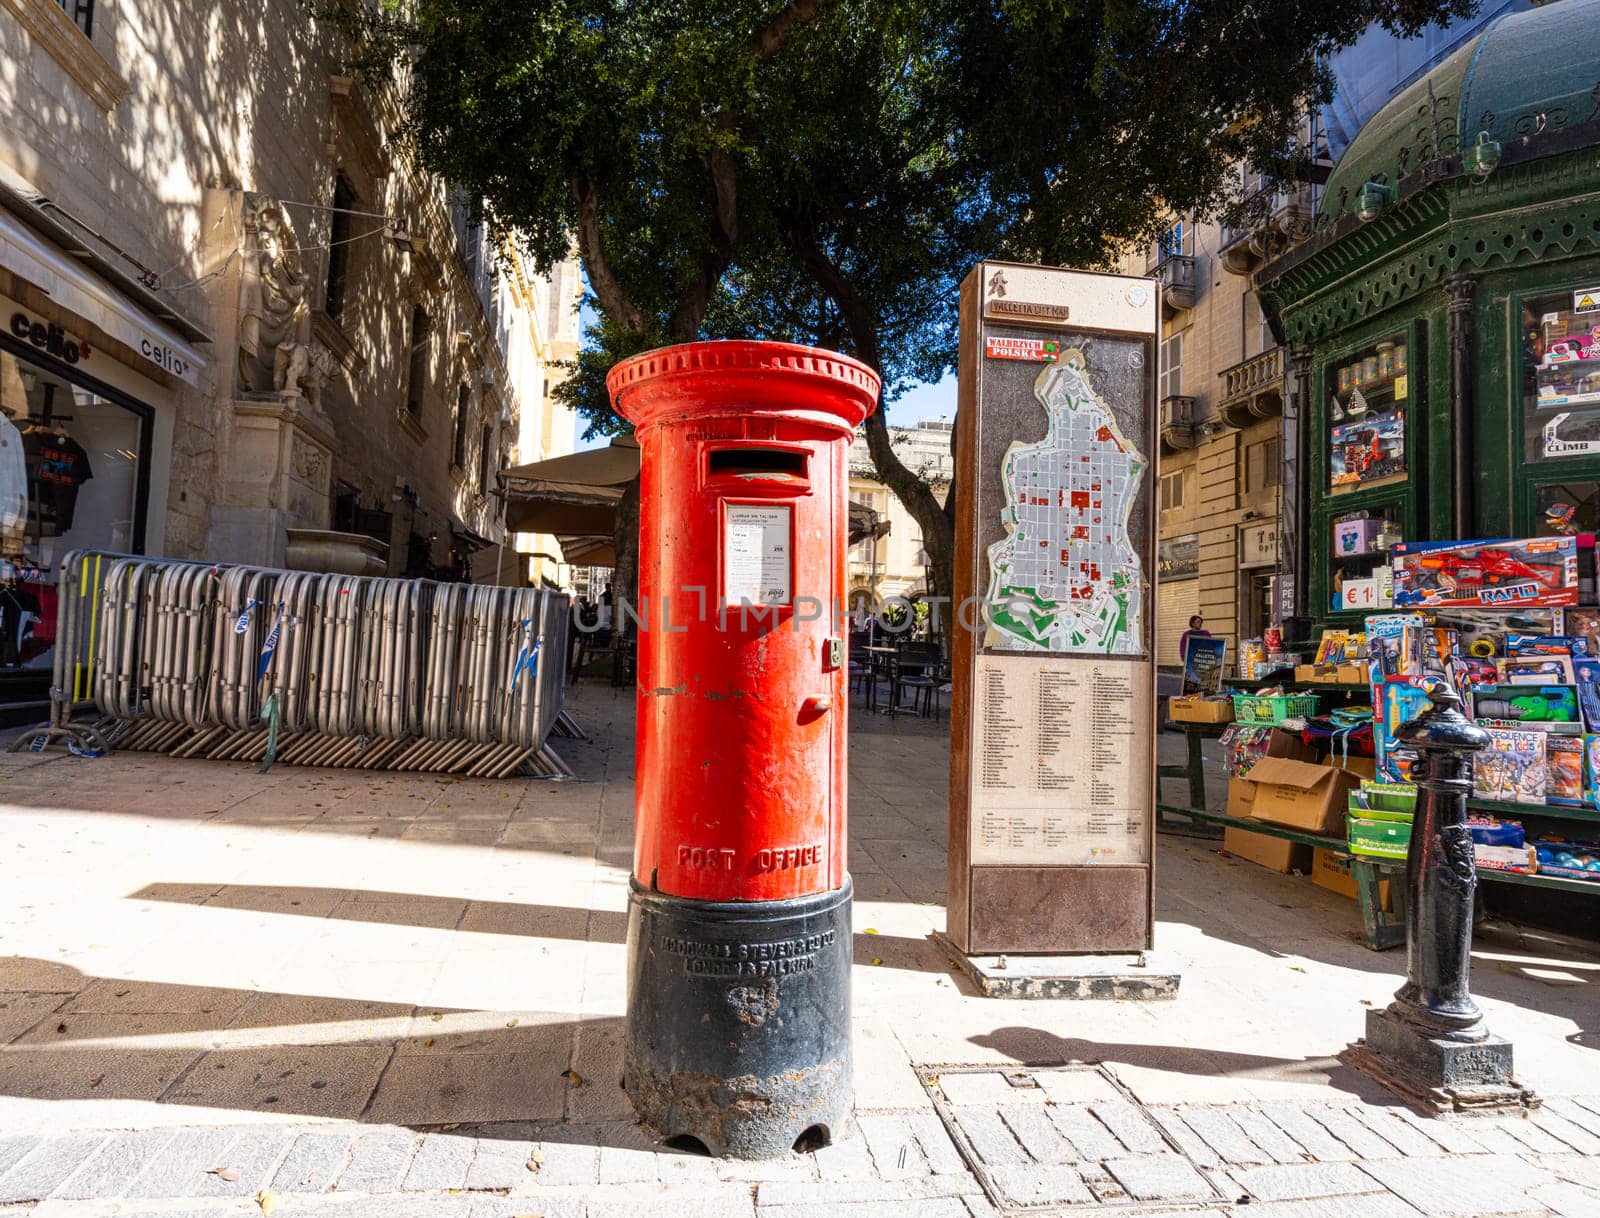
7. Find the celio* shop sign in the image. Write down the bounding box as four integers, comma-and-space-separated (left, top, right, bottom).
10, 310, 91, 365
9, 306, 198, 387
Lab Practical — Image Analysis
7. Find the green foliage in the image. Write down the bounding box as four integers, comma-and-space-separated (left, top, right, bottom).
314, 0, 1474, 440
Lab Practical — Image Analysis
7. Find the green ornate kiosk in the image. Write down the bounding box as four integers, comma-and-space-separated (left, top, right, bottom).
1259, 0, 1600, 934
1261, 0, 1600, 625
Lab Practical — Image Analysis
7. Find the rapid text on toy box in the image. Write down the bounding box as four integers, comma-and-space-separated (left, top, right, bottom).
1391, 537, 1578, 609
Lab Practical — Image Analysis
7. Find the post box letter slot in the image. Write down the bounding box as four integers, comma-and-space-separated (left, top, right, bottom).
706, 447, 810, 488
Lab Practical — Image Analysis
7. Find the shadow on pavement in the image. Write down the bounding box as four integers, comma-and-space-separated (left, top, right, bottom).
0, 957, 651, 1138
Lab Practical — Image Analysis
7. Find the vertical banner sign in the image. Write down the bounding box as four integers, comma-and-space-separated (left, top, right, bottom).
948, 262, 1159, 954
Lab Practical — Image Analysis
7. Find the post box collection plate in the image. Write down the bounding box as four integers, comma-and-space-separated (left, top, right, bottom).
608, 340, 880, 1158
948, 263, 1161, 955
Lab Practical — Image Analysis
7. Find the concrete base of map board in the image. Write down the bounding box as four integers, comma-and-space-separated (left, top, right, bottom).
932, 932, 1180, 1000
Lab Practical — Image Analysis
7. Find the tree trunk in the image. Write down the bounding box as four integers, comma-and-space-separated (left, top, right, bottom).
611, 473, 642, 627
788, 221, 955, 606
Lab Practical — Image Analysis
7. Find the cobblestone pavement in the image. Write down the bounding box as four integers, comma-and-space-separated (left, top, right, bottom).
2, 685, 1598, 1216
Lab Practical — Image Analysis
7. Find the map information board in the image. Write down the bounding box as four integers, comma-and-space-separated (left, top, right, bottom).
947, 262, 1159, 955
985, 353, 1148, 654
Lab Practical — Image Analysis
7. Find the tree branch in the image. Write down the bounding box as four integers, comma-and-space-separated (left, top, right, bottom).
789, 215, 955, 600
571, 173, 646, 336
751, 0, 826, 62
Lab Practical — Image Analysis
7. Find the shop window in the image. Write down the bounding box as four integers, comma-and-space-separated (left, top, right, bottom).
1521, 287, 1600, 462
477, 422, 493, 491
451, 384, 470, 470
1159, 332, 1183, 399
403, 305, 429, 419
325, 173, 356, 323
1, 342, 149, 673
1328, 503, 1403, 614
1243, 436, 1282, 493
1159, 468, 1187, 511
59, 0, 92, 36
1534, 480, 1600, 537
1325, 333, 1407, 494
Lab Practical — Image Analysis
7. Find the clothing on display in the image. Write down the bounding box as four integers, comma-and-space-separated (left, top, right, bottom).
22, 425, 92, 535
0, 411, 26, 555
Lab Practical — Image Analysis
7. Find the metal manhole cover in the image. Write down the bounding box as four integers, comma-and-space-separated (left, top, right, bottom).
918, 1062, 1228, 1212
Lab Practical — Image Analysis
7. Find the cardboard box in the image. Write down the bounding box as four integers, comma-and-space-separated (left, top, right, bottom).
1171, 695, 1233, 724
1224, 825, 1311, 874
1311, 848, 1392, 908
1294, 663, 1368, 684
1226, 776, 1256, 818
1245, 757, 1364, 836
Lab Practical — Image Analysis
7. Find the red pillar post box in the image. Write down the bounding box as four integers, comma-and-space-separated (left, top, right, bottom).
607, 340, 879, 1158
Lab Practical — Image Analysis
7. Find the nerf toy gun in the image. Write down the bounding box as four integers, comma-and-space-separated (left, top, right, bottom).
1472, 687, 1579, 723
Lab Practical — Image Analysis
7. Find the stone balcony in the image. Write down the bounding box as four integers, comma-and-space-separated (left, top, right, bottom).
1218, 346, 1285, 428
1160, 394, 1198, 452
1219, 181, 1317, 276
1158, 254, 1196, 314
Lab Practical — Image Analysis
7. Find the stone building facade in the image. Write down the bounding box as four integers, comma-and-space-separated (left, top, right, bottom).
1137, 208, 1299, 666
0, 0, 579, 603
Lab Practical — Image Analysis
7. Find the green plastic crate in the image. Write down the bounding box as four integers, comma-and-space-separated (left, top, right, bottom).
1358, 781, 1418, 814
1231, 693, 1320, 725
1348, 813, 1412, 860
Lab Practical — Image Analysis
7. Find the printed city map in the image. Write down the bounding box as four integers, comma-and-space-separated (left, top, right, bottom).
984, 350, 1148, 655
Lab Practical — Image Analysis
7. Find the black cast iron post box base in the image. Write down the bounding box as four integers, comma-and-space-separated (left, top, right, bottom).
1341, 685, 1538, 1115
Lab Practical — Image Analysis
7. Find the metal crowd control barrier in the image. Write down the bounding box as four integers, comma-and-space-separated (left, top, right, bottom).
9, 550, 580, 778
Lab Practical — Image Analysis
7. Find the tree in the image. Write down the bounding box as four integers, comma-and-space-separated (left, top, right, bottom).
329, 0, 1473, 604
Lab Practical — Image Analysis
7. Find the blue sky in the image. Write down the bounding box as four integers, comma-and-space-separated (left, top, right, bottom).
567, 292, 957, 450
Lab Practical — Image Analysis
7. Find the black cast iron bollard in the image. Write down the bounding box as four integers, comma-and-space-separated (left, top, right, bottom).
1343, 684, 1537, 1113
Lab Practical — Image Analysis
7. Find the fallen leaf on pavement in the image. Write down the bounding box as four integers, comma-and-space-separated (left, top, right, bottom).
209, 1166, 240, 1182
431, 1013, 444, 1022
256, 1188, 279, 1213
422, 1038, 434, 1047
506, 1017, 520, 1028
871, 958, 882, 966
864, 928, 879, 936
561, 1069, 584, 1086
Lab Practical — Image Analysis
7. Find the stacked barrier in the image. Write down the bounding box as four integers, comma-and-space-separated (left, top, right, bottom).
10, 550, 581, 777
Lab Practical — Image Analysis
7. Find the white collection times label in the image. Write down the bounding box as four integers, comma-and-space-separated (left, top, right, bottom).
968, 652, 1150, 866
723, 503, 792, 605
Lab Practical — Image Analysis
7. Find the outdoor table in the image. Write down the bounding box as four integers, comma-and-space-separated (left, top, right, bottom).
1156, 720, 1230, 813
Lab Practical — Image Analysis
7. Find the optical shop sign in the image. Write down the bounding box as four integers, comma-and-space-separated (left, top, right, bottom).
8, 304, 198, 387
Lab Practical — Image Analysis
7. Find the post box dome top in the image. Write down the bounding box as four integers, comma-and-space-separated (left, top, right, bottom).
607, 340, 880, 433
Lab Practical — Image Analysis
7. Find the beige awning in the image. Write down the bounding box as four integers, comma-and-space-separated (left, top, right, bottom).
502, 432, 887, 546
499, 433, 638, 535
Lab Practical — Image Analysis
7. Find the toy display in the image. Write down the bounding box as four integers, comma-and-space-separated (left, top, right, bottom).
1333, 517, 1384, 557
1533, 838, 1600, 881
1469, 684, 1581, 729
1560, 608, 1600, 653
1573, 660, 1600, 730
1468, 817, 1537, 871
1330, 411, 1405, 489
1547, 736, 1586, 806
1506, 634, 1590, 657
1588, 736, 1600, 810
1472, 728, 1548, 805
1502, 656, 1576, 685
1392, 536, 1579, 609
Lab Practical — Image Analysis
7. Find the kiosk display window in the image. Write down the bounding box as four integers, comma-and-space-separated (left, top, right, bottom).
1523, 288, 1600, 462
1325, 332, 1409, 493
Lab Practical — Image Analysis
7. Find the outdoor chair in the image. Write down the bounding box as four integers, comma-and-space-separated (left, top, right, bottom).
890, 641, 944, 718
